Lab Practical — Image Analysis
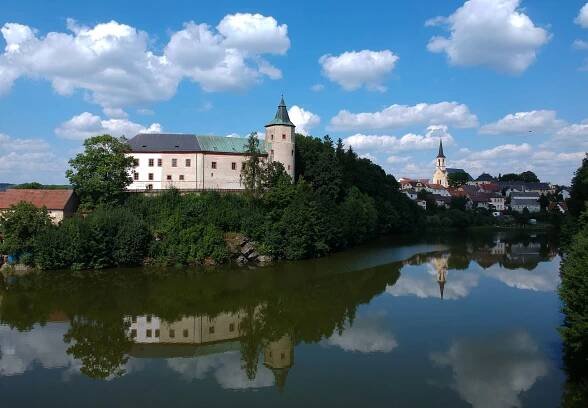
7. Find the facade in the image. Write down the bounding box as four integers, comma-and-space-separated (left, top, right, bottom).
0, 189, 78, 223
127, 97, 296, 191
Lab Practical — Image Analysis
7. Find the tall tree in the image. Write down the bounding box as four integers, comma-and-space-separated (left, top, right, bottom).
448, 171, 471, 188
66, 135, 135, 209
569, 154, 588, 217
241, 132, 265, 197
0, 202, 52, 256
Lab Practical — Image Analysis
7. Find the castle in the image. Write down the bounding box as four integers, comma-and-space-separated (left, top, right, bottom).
127, 96, 296, 191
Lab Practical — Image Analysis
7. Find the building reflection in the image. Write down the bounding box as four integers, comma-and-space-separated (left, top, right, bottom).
125, 311, 293, 390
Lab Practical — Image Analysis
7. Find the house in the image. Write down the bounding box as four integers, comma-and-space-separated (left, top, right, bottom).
479, 183, 501, 194
510, 191, 541, 201
425, 183, 451, 197
469, 192, 493, 209
0, 189, 78, 223
489, 194, 506, 211
523, 182, 554, 194
403, 189, 418, 200
560, 188, 571, 200
416, 200, 427, 210
432, 194, 451, 208
127, 97, 295, 191
511, 198, 540, 213
549, 201, 568, 214
473, 173, 496, 185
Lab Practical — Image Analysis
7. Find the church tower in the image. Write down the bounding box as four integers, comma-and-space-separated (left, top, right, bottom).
265, 96, 296, 179
432, 139, 449, 187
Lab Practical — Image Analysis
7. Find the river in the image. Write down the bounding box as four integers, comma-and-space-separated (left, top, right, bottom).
0, 231, 564, 407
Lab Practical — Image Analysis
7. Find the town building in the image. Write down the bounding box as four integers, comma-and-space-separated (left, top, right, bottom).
0, 189, 78, 223
431, 140, 471, 188
127, 97, 296, 191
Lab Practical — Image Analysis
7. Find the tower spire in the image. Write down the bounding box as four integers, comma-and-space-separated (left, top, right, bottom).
266, 95, 294, 127
437, 138, 446, 158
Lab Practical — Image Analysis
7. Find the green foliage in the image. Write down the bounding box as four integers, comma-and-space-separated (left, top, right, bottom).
12, 182, 71, 190
499, 171, 540, 183
450, 196, 468, 211
569, 154, 588, 217
66, 135, 135, 209
448, 171, 471, 187
0, 202, 52, 258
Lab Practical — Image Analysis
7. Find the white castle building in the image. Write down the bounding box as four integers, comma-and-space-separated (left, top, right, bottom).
127, 96, 296, 191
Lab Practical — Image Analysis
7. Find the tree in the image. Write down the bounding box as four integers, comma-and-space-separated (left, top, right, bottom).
448, 171, 471, 188
66, 135, 135, 209
539, 194, 549, 212
569, 154, 588, 217
0, 202, 52, 257
241, 132, 265, 197
450, 196, 468, 211
519, 171, 540, 183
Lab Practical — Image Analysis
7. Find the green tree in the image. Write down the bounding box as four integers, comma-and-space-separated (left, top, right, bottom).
539, 194, 549, 212
450, 196, 468, 211
0, 202, 52, 258
66, 135, 135, 209
569, 155, 588, 217
448, 171, 471, 187
519, 170, 540, 183
241, 132, 265, 196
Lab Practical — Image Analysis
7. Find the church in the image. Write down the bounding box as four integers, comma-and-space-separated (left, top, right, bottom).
127, 97, 296, 191
431, 139, 469, 188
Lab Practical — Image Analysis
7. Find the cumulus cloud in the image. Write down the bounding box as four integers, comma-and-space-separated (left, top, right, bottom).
480, 110, 565, 135
55, 112, 162, 140
430, 331, 549, 408
343, 125, 454, 153
166, 351, 274, 389
324, 315, 397, 353
288, 105, 320, 135
576, 3, 588, 28
573, 39, 588, 50
426, 0, 550, 74
0, 14, 290, 109
319, 50, 398, 91
545, 119, 588, 150
330, 102, 478, 132
484, 259, 560, 292
0, 133, 65, 182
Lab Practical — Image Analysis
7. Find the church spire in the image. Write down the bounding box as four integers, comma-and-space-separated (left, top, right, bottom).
437, 139, 446, 158
265, 95, 295, 127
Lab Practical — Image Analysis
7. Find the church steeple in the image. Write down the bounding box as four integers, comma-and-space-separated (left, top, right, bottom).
437, 139, 446, 158
265, 95, 295, 127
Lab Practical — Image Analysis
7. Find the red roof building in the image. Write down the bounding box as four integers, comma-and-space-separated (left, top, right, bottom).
0, 189, 78, 223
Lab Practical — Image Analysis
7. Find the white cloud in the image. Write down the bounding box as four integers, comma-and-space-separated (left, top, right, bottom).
430, 331, 548, 408
330, 102, 478, 132
484, 258, 560, 292
103, 107, 128, 119
343, 125, 455, 153
288, 105, 320, 135
166, 351, 274, 389
386, 155, 410, 164
576, 3, 588, 28
480, 110, 565, 135
310, 83, 325, 92
319, 50, 398, 91
324, 315, 397, 353
426, 0, 550, 74
544, 119, 588, 150
0, 14, 290, 109
55, 112, 162, 140
0, 132, 50, 152
573, 39, 588, 50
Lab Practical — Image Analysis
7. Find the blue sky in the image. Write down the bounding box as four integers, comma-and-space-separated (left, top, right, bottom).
0, 0, 587, 184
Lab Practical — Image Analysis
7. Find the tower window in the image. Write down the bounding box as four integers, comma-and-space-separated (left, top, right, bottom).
211, 161, 217, 169
172, 158, 178, 167
148, 158, 154, 167
271, 149, 274, 156
282, 134, 286, 140
292, 149, 294, 156
231, 162, 236, 170
271, 134, 274, 140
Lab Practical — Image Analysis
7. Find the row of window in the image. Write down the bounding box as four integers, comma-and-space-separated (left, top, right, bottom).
130, 323, 237, 339
269, 133, 289, 141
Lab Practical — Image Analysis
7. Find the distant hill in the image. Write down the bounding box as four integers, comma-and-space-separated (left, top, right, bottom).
0, 183, 14, 192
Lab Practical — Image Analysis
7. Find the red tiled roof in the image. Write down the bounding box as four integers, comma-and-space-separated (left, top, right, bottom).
0, 189, 74, 210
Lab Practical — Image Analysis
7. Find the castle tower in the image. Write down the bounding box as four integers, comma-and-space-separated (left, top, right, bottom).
432, 139, 448, 187
263, 335, 294, 392
265, 96, 296, 179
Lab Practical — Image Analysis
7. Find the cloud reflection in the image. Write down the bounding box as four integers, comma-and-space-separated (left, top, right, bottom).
324, 314, 397, 353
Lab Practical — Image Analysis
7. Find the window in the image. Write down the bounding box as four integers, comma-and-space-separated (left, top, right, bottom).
211, 161, 217, 169
172, 158, 178, 167
229, 323, 235, 332
211, 173, 214, 177
148, 158, 154, 167
292, 149, 294, 156
147, 315, 152, 323
281, 352, 285, 360
169, 329, 175, 338
183, 329, 189, 338
132, 316, 137, 323
271, 134, 274, 140
185, 159, 191, 167
157, 158, 162, 167
209, 326, 215, 334
131, 329, 137, 338
282, 134, 286, 140
231, 162, 236, 170
147, 184, 153, 190
241, 162, 246, 170
179, 175, 184, 181
146, 329, 152, 338
271, 149, 274, 156
133, 159, 139, 167
155, 329, 160, 338
148, 173, 154, 181
133, 172, 139, 181
166, 175, 172, 181
288, 165, 291, 171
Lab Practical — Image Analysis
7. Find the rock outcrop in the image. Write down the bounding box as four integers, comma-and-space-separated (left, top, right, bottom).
224, 233, 272, 265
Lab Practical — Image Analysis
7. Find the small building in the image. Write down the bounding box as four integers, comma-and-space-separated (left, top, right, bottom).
511, 198, 540, 213
416, 199, 427, 210
403, 188, 418, 200
0, 189, 78, 223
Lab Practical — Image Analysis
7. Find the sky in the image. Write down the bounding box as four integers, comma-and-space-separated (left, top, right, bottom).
0, 0, 587, 185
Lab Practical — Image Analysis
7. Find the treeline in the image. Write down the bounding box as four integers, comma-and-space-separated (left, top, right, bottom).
0, 134, 423, 270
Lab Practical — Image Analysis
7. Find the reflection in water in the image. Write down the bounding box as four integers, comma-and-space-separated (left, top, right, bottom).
431, 331, 549, 408
0, 231, 563, 405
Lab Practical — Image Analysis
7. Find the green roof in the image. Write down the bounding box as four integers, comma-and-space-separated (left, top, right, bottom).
195, 135, 267, 154
265, 96, 295, 127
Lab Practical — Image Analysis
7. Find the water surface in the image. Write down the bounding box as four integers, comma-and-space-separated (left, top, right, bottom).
0, 231, 564, 407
